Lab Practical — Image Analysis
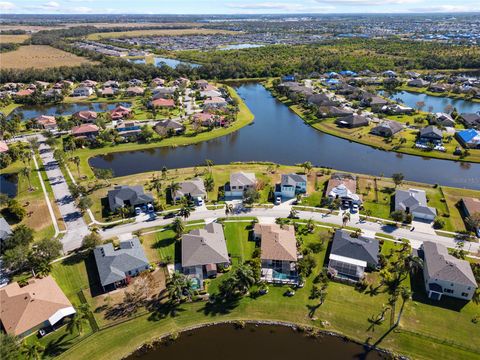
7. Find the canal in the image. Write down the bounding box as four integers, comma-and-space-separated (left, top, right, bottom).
89, 83, 480, 189
125, 323, 384, 360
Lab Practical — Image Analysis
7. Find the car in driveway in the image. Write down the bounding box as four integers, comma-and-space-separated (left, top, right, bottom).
195, 197, 204, 206
275, 196, 282, 205
135, 207, 142, 216
351, 204, 359, 213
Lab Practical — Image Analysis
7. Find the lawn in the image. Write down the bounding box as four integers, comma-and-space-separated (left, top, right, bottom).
86, 28, 237, 40
50, 254, 90, 303
0, 45, 93, 69
223, 221, 257, 264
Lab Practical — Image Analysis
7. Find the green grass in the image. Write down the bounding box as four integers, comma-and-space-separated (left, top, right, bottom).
50, 255, 89, 303
223, 222, 257, 264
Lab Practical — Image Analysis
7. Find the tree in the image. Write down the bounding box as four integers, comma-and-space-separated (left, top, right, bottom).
21, 166, 33, 191
161, 166, 168, 179
204, 175, 215, 193
232, 265, 256, 294
3, 245, 30, 272
167, 271, 193, 303
27, 137, 40, 153
78, 196, 93, 213
179, 203, 193, 219
22, 341, 44, 360
342, 212, 351, 227
364, 209, 372, 221
392, 173, 404, 188
66, 306, 89, 335
243, 187, 260, 205
172, 217, 185, 239
298, 253, 317, 277
2, 224, 34, 251
396, 286, 412, 325
204, 159, 214, 172
0, 333, 21, 360
150, 175, 163, 201
93, 168, 113, 185
30, 237, 62, 274
390, 210, 405, 223
82, 231, 102, 249
6, 199, 26, 222
70, 156, 81, 178
300, 161, 313, 175
168, 182, 181, 205
466, 212, 480, 232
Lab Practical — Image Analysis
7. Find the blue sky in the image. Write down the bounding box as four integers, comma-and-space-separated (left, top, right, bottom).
0, 0, 478, 14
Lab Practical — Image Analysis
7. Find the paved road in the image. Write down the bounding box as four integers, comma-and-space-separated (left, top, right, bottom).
38, 136, 89, 252
101, 206, 480, 255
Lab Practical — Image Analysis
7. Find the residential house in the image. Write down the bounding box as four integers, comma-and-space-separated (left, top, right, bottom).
101, 87, 117, 97
405, 71, 421, 78
72, 87, 94, 97
371, 120, 403, 137
0, 217, 12, 249
200, 89, 222, 98
125, 86, 144, 96
254, 224, 298, 284
419, 125, 443, 145
381, 104, 414, 115
15, 89, 34, 97
115, 121, 141, 138
429, 83, 447, 93
71, 124, 99, 138
151, 77, 165, 87
382, 70, 397, 78
175, 77, 189, 87
421, 241, 477, 301
154, 119, 185, 135
274, 173, 307, 200
194, 79, 209, 90
0, 141, 8, 153
35, 81, 50, 89
182, 223, 229, 279
151, 98, 175, 108
107, 185, 153, 212
128, 79, 143, 87
459, 197, 480, 236
459, 113, 480, 129
0, 276, 75, 337
73, 110, 97, 123
80, 80, 97, 88
43, 88, 62, 99
103, 80, 119, 88
369, 96, 390, 112
307, 93, 338, 107
317, 106, 353, 118
152, 87, 176, 99
456, 129, 480, 149
203, 97, 228, 109
395, 188, 437, 221
35, 115, 57, 130
224, 172, 257, 198
94, 237, 150, 292
110, 105, 132, 120
335, 114, 369, 128
328, 229, 379, 281
192, 112, 216, 127
407, 78, 429, 87
434, 113, 455, 127
174, 178, 207, 201
325, 173, 362, 206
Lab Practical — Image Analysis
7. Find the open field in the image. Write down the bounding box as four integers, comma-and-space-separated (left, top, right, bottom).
87, 28, 238, 40
0, 34, 30, 44
0, 45, 94, 69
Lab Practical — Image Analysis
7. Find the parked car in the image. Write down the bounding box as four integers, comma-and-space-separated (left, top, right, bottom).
196, 197, 204, 206
147, 203, 154, 213
163, 212, 176, 219
147, 212, 157, 221
275, 196, 282, 205
135, 207, 142, 215
351, 204, 359, 213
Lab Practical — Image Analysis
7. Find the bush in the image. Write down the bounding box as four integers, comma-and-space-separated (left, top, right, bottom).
433, 217, 445, 229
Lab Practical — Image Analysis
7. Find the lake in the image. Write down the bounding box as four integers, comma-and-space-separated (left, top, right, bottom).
0, 173, 18, 198
129, 57, 200, 68
8, 102, 132, 121
387, 90, 480, 114
89, 83, 480, 189
125, 323, 384, 360
219, 43, 265, 50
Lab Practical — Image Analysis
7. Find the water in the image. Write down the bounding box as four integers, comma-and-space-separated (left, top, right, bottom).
153, 57, 200, 69
8, 102, 132, 120
219, 43, 264, 50
125, 323, 383, 360
0, 173, 18, 198
386, 90, 480, 114
90, 83, 480, 189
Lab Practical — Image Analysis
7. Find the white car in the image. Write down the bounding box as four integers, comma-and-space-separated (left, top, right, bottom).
196, 197, 204, 206
275, 196, 282, 205
351, 204, 359, 213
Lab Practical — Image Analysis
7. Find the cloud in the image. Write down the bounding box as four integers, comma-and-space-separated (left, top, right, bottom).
408, 5, 480, 12
72, 6, 93, 13
315, 0, 419, 6
0, 1, 15, 10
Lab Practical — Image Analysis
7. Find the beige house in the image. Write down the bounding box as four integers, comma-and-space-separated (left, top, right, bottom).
0, 276, 75, 337
254, 223, 298, 284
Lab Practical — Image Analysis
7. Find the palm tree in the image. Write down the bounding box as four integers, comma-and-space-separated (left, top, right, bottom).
167, 272, 193, 303
169, 182, 181, 205
342, 212, 351, 227
233, 265, 256, 294
179, 204, 193, 219
150, 174, 163, 201
66, 303, 90, 336
21, 166, 32, 191
204, 159, 214, 172
172, 217, 185, 239
22, 341, 45, 360
301, 161, 313, 175
396, 287, 412, 326
119, 206, 130, 219
204, 175, 215, 193
161, 166, 168, 179
70, 156, 81, 178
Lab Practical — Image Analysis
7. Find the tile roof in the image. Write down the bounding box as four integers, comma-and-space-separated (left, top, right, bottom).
256, 224, 297, 262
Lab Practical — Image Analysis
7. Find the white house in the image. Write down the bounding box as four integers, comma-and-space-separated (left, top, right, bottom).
395, 189, 437, 221
72, 87, 94, 97
422, 241, 477, 301
274, 173, 307, 199
224, 172, 257, 198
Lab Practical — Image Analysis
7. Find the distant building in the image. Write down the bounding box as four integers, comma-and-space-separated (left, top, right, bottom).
71, 124, 99, 138
456, 129, 480, 149
73, 110, 97, 123
72, 87, 94, 97
35, 115, 57, 130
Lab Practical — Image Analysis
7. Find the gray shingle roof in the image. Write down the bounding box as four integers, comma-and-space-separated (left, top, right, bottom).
182, 223, 229, 267
331, 230, 379, 267
395, 189, 437, 217
0, 217, 12, 241
176, 178, 207, 198
281, 173, 306, 186
107, 185, 154, 211
93, 238, 149, 287
423, 241, 477, 287
420, 125, 443, 139
230, 172, 256, 188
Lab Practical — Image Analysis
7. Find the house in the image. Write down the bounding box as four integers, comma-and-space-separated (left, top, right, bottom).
15, 89, 34, 98
369, 96, 390, 112
115, 121, 141, 138
154, 119, 185, 135
103, 80, 119, 88
328, 229, 379, 281
371, 120, 403, 137
200, 89, 222, 98
326, 173, 362, 206
151, 77, 165, 87
434, 113, 455, 127
407, 78, 429, 87
72, 87, 94, 97
175, 77, 189, 87
71, 124, 99, 138
110, 105, 132, 120
194, 79, 209, 90
274, 173, 307, 200
35, 115, 57, 130
335, 114, 369, 128
0, 217, 12, 249
35, 81, 50, 89
382, 70, 397, 78
405, 71, 421, 78
395, 188, 437, 221
94, 237, 150, 292
203, 97, 228, 109
421, 241, 477, 301
456, 129, 480, 149
0, 141, 8, 153
80, 80, 97, 88
381, 104, 414, 115
254, 224, 298, 284
174, 178, 207, 200
152, 87, 176, 99
317, 106, 353, 118
151, 98, 175, 108
182, 223, 229, 279
101, 87, 117, 97
73, 110, 97, 123
429, 83, 447, 93
107, 185, 154, 212
419, 125, 443, 144
224, 172, 257, 198
128, 79, 143, 86
459, 113, 480, 129
0, 276, 75, 337
192, 112, 215, 126
125, 86, 144, 96
307, 93, 337, 107
43, 88, 62, 99
459, 197, 480, 236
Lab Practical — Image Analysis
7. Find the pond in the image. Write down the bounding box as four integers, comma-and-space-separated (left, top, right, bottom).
90, 83, 480, 189
125, 323, 384, 360
153, 57, 201, 69
219, 43, 265, 50
8, 102, 132, 121
0, 173, 18, 198
386, 90, 480, 114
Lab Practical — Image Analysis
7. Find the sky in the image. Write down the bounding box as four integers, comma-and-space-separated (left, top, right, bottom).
0, 0, 478, 15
